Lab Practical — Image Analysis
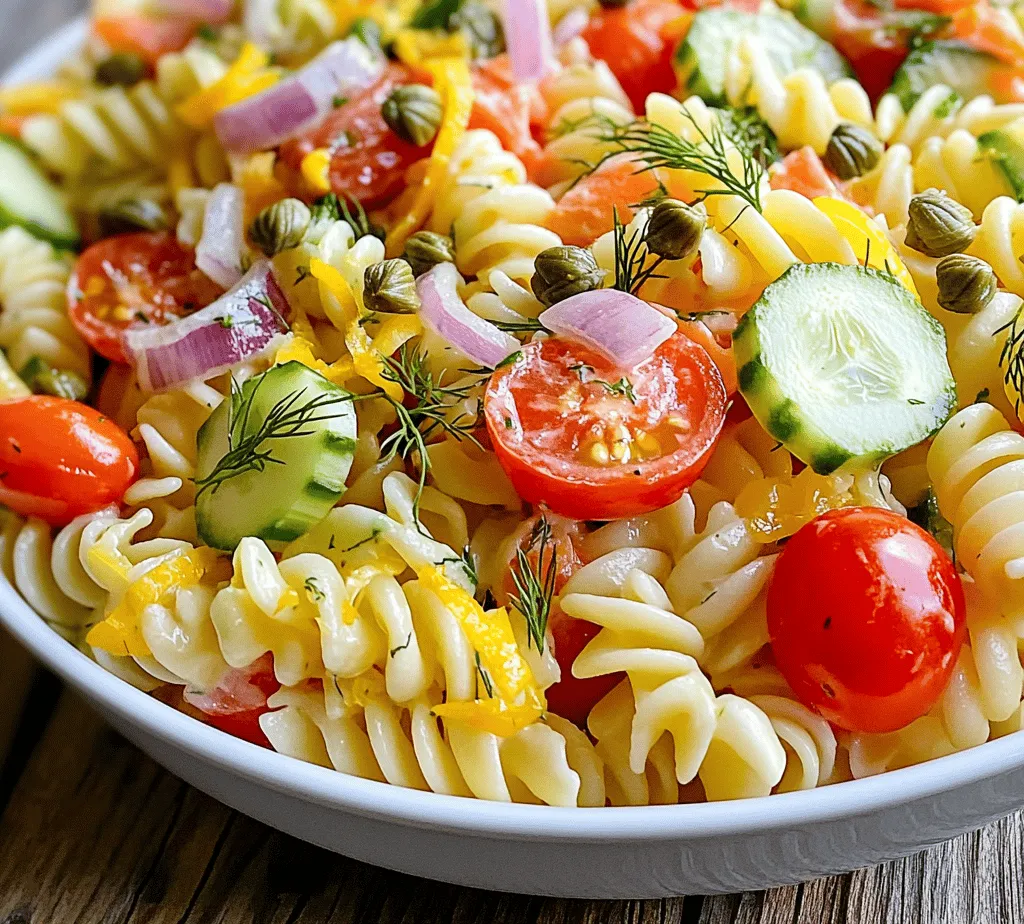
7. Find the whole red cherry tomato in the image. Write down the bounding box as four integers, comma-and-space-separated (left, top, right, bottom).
767, 506, 966, 733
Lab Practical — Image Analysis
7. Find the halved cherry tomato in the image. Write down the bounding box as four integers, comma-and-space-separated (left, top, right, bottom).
469, 56, 546, 172
581, 0, 686, 111
546, 153, 663, 247
768, 506, 966, 734
93, 15, 198, 69
769, 147, 840, 200
185, 653, 281, 747
280, 64, 425, 209
677, 318, 738, 395
68, 231, 222, 364
498, 514, 583, 607
0, 396, 139, 525
484, 331, 728, 521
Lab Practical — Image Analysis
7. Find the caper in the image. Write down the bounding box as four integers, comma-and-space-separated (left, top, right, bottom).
382, 84, 443, 147
531, 245, 605, 308
248, 198, 311, 257
450, 1, 505, 59
824, 123, 884, 180
95, 52, 147, 87
645, 199, 706, 260
97, 198, 169, 237
905, 189, 977, 258
936, 254, 997, 314
364, 259, 420, 314
403, 231, 456, 277
19, 356, 88, 401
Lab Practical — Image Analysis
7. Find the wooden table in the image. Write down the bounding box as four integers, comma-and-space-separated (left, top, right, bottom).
3, 2, 1024, 919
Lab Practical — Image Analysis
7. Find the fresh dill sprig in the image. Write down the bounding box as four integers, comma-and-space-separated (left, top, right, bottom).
998, 304, 1024, 416
311, 193, 383, 242
569, 362, 637, 403
508, 516, 558, 653
491, 317, 548, 333
602, 111, 764, 213
194, 377, 357, 499
612, 209, 666, 296
475, 650, 494, 699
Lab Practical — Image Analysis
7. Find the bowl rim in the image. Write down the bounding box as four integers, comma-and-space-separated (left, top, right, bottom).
4, 17, 1024, 846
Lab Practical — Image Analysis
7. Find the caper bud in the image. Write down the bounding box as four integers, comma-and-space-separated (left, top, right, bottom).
824, 123, 883, 180
97, 198, 169, 237
403, 231, 456, 277
645, 199, 706, 260
450, 1, 505, 59
905, 189, 977, 258
248, 198, 311, 257
95, 52, 147, 87
531, 245, 605, 308
364, 259, 420, 314
936, 254, 997, 314
382, 84, 443, 147
19, 356, 88, 401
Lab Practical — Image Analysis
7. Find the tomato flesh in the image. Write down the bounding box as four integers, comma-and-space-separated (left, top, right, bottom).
185, 653, 280, 748
68, 232, 221, 364
484, 331, 727, 521
280, 64, 425, 209
0, 396, 139, 526
767, 507, 966, 734
770, 148, 841, 200
547, 605, 622, 728
581, 0, 685, 111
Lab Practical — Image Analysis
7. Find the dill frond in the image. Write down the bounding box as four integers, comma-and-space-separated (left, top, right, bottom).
508, 516, 558, 652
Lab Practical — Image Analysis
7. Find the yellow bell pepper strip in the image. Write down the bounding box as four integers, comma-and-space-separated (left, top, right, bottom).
418, 565, 546, 736
814, 197, 919, 297
87, 547, 226, 658
310, 257, 407, 400
384, 55, 474, 257
275, 334, 354, 385
176, 43, 278, 129
300, 148, 332, 195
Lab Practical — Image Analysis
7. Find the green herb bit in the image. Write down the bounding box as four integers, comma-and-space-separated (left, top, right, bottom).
998, 304, 1024, 417
475, 650, 494, 699
569, 362, 637, 403
612, 209, 666, 296
304, 576, 325, 601
508, 516, 558, 653
492, 317, 547, 333
601, 110, 764, 213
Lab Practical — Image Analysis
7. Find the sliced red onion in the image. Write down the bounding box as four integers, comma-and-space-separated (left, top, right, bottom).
153, 0, 233, 22
124, 261, 291, 392
538, 289, 676, 369
196, 183, 245, 290
501, 0, 555, 82
552, 7, 590, 47
214, 38, 382, 156
417, 263, 520, 368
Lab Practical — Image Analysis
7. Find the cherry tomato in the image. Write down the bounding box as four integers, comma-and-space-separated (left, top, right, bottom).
68, 231, 221, 364
484, 330, 727, 521
280, 63, 424, 209
581, 0, 686, 111
93, 15, 198, 69
767, 506, 966, 734
547, 606, 622, 728
185, 653, 281, 747
0, 396, 139, 525
831, 0, 918, 100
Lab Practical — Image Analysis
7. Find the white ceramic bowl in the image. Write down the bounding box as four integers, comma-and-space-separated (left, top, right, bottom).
5, 21, 1024, 899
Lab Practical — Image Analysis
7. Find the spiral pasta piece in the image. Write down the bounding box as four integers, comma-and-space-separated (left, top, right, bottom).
0, 226, 88, 382
928, 403, 1024, 612
427, 129, 562, 289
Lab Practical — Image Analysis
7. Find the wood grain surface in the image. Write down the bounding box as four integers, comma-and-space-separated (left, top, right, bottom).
0, 0, 1022, 919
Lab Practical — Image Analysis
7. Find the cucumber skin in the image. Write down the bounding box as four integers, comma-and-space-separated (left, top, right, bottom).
733, 264, 957, 474
195, 362, 357, 552
888, 41, 999, 111
0, 136, 79, 250
978, 120, 1024, 202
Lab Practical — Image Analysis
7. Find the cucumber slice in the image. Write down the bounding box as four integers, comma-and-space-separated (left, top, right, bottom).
195, 361, 358, 551
0, 136, 79, 249
889, 41, 1003, 111
979, 117, 1024, 201
734, 263, 956, 474
674, 8, 852, 106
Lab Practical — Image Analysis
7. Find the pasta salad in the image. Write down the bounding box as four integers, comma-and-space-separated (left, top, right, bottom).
3, 0, 1024, 808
